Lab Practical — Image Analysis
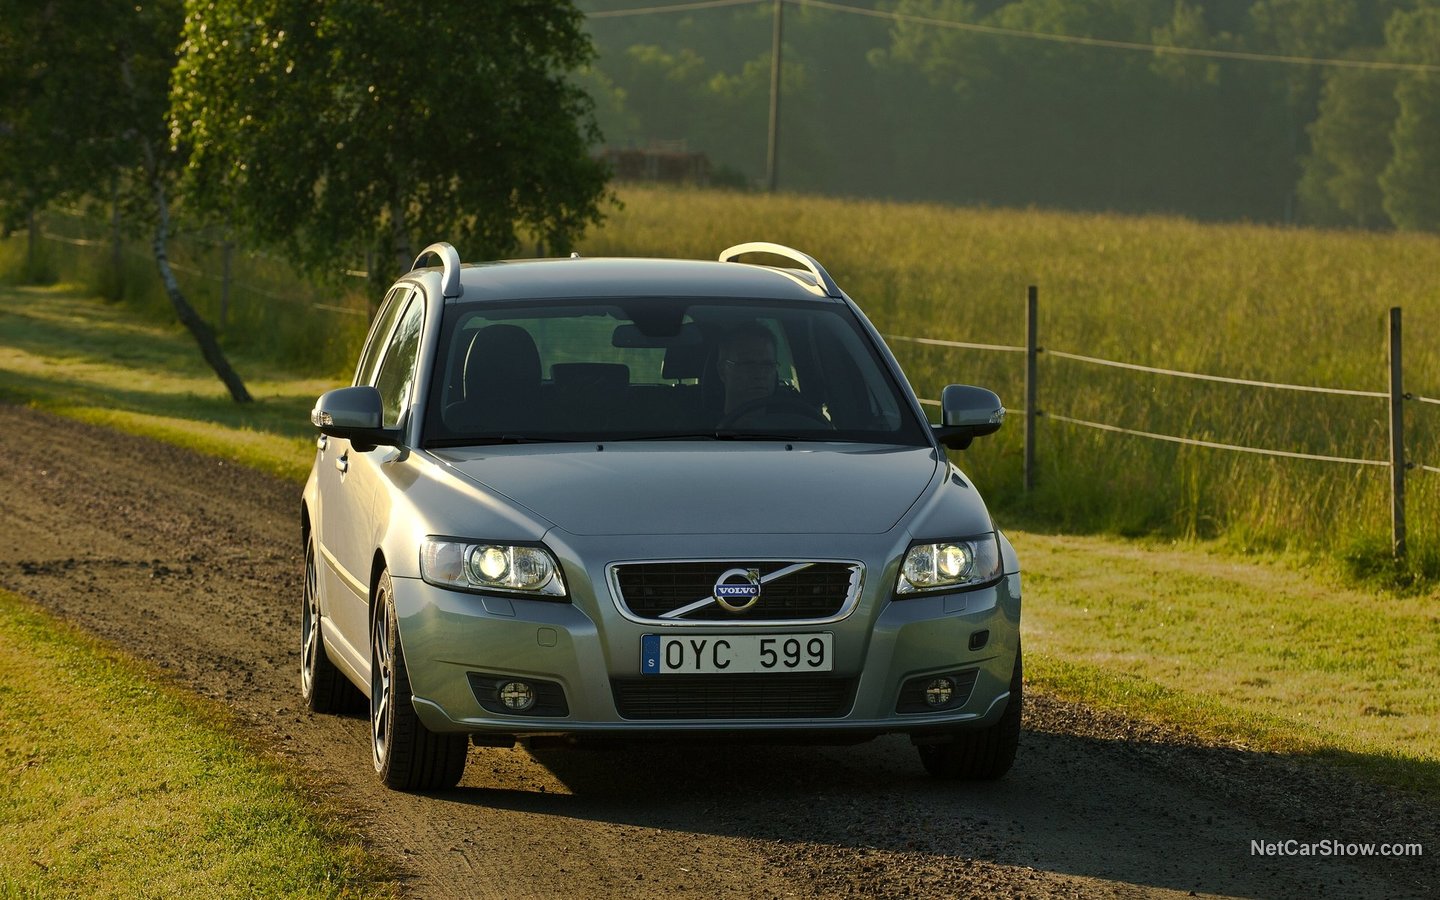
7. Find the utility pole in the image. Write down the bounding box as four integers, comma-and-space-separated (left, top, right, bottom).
766, 0, 783, 192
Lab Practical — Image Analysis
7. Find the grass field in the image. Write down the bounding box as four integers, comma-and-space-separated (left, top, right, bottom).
0, 589, 394, 898
583, 188, 1440, 585
0, 261, 1435, 798
26, 189, 1440, 581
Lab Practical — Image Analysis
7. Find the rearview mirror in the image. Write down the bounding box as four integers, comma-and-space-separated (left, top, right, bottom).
311, 386, 401, 451
933, 384, 1005, 450
612, 321, 703, 348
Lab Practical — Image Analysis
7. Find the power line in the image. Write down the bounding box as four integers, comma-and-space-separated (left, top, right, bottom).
801, 0, 1440, 74
586, 0, 1440, 74
587, 0, 761, 18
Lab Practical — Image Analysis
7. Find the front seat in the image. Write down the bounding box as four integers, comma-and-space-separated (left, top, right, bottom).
444, 324, 543, 435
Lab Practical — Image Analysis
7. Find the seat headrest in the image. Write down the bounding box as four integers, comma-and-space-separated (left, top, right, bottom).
662, 341, 708, 380
464, 324, 541, 399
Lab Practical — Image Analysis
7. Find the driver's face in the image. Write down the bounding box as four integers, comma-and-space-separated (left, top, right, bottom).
721, 337, 778, 411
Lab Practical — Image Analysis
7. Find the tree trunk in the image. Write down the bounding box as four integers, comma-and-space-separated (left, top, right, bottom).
365, 248, 384, 316
119, 49, 251, 403
149, 169, 253, 404
109, 177, 125, 301
26, 207, 38, 279
390, 196, 412, 281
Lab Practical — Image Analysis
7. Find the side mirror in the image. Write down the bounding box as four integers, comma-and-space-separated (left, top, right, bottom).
311, 386, 401, 451
933, 384, 1005, 451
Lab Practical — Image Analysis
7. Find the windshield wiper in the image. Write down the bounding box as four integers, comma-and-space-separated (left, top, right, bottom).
713, 430, 807, 441
605, 431, 811, 442
605, 432, 721, 442
426, 435, 576, 448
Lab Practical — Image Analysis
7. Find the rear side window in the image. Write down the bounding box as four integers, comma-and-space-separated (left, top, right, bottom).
372, 297, 424, 428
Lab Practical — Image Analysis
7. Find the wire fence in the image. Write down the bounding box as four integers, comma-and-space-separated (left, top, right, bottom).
899, 343, 1399, 463
37, 207, 373, 322
25, 218, 1434, 554
887, 286, 1435, 558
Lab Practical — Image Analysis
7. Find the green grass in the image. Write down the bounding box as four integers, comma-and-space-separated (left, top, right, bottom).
584, 187, 1440, 584
0, 281, 327, 483
1018, 531, 1440, 791
3, 193, 1438, 799
0, 590, 394, 898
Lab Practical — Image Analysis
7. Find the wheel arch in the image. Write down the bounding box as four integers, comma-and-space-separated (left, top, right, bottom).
368, 549, 390, 632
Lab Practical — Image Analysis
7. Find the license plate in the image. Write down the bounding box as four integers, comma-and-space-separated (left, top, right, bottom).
641, 633, 833, 675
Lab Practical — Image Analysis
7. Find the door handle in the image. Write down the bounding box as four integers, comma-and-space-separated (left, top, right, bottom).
316, 435, 328, 452
335, 452, 349, 474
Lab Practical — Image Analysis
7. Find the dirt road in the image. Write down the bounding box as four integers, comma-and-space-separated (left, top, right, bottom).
0, 403, 1434, 898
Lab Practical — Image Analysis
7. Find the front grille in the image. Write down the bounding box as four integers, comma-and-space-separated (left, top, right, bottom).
613, 561, 860, 621
611, 675, 856, 720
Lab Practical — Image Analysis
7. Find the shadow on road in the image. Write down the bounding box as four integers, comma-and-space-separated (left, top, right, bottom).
416, 713, 1437, 900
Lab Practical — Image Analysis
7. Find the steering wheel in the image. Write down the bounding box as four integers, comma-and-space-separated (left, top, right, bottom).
717, 394, 832, 430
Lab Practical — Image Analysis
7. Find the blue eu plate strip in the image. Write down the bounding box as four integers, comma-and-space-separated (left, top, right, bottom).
641, 634, 661, 675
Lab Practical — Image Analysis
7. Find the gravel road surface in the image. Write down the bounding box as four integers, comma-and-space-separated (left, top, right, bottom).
1, 403, 1434, 898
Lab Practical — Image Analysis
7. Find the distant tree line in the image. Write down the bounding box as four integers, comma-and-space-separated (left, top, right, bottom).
580, 0, 1440, 230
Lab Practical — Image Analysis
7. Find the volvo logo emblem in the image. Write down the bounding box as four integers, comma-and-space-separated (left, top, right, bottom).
712, 567, 762, 612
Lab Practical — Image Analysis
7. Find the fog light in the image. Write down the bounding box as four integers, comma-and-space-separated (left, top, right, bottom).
924, 677, 955, 708
498, 681, 536, 711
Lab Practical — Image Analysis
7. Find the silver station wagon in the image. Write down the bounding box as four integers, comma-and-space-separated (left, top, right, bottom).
302, 242, 1022, 791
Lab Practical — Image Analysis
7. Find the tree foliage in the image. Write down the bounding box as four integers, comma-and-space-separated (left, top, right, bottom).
171, 0, 611, 281
0, 0, 253, 402
1299, 62, 1398, 228
0, 2, 177, 232
1378, 4, 1440, 231
580, 0, 1440, 231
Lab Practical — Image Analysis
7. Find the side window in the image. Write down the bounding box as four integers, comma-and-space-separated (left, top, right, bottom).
372, 297, 424, 429
354, 287, 411, 387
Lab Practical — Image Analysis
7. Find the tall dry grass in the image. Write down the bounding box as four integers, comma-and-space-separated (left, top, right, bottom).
586, 187, 1440, 578
12, 187, 1440, 577
8, 209, 372, 379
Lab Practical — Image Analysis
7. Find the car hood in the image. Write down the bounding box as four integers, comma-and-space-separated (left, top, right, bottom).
430, 442, 942, 536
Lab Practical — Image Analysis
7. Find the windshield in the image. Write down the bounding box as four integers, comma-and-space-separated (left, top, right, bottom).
422, 297, 929, 447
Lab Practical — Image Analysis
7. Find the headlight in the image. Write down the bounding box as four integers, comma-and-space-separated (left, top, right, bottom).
895, 534, 1002, 596
420, 539, 567, 599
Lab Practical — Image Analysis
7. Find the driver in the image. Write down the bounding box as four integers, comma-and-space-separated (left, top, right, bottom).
718, 322, 782, 413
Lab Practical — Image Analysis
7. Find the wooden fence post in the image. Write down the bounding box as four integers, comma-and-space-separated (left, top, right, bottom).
1024, 285, 1039, 492
1389, 306, 1406, 559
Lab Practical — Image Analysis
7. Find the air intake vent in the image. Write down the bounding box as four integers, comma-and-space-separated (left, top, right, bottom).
611, 675, 856, 720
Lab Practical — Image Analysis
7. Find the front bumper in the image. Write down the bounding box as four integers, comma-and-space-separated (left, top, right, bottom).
390, 567, 1022, 740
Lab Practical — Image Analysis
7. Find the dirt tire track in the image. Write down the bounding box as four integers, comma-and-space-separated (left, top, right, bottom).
1, 403, 1435, 898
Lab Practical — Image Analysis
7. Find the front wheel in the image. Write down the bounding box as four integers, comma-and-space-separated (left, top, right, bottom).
370, 570, 468, 791
917, 645, 1023, 780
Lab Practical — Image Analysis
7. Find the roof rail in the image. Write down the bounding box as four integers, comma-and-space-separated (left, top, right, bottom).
411, 242, 462, 298
718, 242, 842, 298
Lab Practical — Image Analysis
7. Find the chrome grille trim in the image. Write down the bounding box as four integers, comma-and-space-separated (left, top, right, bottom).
606, 558, 864, 626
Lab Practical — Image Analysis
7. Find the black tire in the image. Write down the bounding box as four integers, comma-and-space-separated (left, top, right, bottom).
300, 536, 365, 714
370, 570, 468, 791
917, 644, 1023, 780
